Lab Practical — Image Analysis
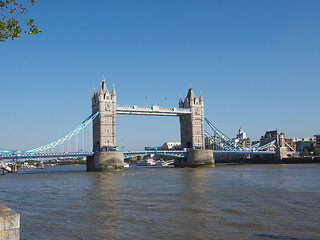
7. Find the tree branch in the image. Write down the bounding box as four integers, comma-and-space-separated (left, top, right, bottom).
0, 0, 41, 42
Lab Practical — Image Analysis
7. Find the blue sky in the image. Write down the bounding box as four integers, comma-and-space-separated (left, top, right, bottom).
1, 0, 319, 151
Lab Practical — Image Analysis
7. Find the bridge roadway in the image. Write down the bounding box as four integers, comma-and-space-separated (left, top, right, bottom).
0, 151, 187, 160
0, 152, 94, 160
123, 150, 187, 159
116, 105, 191, 116
212, 150, 276, 155
0, 150, 276, 160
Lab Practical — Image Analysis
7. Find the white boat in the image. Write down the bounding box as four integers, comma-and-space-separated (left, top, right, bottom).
137, 159, 155, 166
155, 160, 169, 166
124, 162, 130, 168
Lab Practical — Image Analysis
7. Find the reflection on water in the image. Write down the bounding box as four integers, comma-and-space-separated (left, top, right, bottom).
1, 164, 320, 240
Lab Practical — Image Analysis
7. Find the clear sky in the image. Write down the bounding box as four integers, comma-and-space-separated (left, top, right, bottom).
1, 0, 319, 151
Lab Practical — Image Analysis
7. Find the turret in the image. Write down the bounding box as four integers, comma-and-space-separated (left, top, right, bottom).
112, 83, 116, 99
92, 87, 96, 98
111, 83, 117, 116
279, 133, 285, 147
179, 94, 183, 107
199, 91, 203, 103
101, 76, 109, 94
186, 85, 196, 106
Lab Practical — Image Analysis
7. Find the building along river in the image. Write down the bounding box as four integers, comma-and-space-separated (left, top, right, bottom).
0, 164, 319, 240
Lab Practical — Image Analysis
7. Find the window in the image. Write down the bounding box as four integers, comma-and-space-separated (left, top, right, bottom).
105, 129, 112, 134
104, 117, 112, 122
105, 104, 111, 111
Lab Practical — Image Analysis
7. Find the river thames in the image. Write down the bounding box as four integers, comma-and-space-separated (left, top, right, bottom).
1, 164, 319, 240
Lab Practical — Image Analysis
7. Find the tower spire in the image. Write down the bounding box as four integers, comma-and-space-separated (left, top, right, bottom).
99, 82, 103, 94
179, 93, 183, 107
101, 75, 109, 93
186, 84, 195, 100
112, 83, 116, 95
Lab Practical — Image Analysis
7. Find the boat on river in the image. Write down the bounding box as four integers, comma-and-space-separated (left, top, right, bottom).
155, 160, 169, 166
137, 159, 155, 166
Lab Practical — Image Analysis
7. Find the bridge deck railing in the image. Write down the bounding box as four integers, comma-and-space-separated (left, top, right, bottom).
116, 105, 191, 116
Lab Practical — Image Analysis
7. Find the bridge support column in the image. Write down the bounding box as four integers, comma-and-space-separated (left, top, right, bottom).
174, 149, 214, 167
275, 146, 289, 163
87, 151, 124, 171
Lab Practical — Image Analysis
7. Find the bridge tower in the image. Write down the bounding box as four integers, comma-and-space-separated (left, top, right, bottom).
175, 85, 214, 167
92, 76, 117, 151
179, 85, 205, 149
87, 77, 124, 171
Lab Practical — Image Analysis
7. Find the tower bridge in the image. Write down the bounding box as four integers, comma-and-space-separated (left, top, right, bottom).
0, 76, 295, 172
88, 77, 213, 170
91, 77, 206, 152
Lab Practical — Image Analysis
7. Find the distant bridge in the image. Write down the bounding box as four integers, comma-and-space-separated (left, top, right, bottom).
0, 148, 277, 161
0, 101, 282, 162
0, 111, 280, 161
0, 113, 279, 158
1, 77, 299, 174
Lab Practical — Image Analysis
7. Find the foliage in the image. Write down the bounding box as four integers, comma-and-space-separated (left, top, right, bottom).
303, 148, 309, 156
314, 148, 320, 156
0, 0, 41, 42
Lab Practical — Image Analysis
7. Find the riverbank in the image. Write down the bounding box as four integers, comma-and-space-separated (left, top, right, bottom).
214, 156, 320, 164
0, 203, 20, 240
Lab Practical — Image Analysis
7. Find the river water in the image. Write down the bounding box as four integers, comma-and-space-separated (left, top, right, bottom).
1, 164, 319, 240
